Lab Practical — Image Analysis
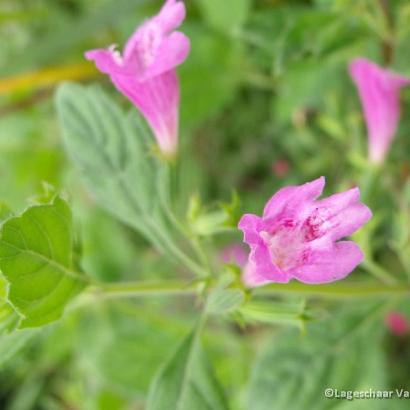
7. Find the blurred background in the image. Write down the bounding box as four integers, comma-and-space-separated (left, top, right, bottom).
1, 0, 410, 409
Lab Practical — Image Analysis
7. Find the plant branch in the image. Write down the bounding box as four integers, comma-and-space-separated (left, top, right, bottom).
76, 279, 410, 302
255, 281, 410, 298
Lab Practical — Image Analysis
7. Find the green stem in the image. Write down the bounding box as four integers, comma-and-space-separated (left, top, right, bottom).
359, 164, 381, 203
149, 221, 209, 277
157, 162, 210, 276
362, 259, 398, 285
90, 280, 198, 299
255, 281, 409, 298
80, 279, 410, 301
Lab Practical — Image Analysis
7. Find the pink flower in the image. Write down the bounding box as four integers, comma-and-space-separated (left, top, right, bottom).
220, 244, 248, 267
238, 177, 372, 286
349, 58, 410, 164
85, 0, 190, 156
385, 312, 409, 336
272, 159, 290, 178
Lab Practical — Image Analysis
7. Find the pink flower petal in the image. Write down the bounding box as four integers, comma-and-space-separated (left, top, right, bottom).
113, 71, 180, 154
289, 241, 364, 284
323, 203, 372, 241
243, 253, 290, 287
238, 214, 263, 245
85, 48, 123, 74
142, 32, 190, 80
349, 58, 410, 164
156, 0, 186, 33
238, 178, 371, 286
314, 187, 360, 214
263, 176, 325, 219
85, 0, 189, 155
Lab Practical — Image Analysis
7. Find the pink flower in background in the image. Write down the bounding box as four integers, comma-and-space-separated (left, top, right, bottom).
385, 312, 409, 336
85, 0, 190, 156
238, 177, 372, 286
349, 58, 410, 164
220, 244, 248, 267
272, 159, 290, 178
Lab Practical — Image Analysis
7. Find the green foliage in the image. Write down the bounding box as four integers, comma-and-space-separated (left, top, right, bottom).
2, 0, 410, 408
0, 329, 36, 369
0, 197, 85, 328
0, 274, 7, 299
198, 0, 251, 34
73, 306, 186, 396
206, 274, 245, 315
180, 26, 243, 128
247, 304, 388, 410
56, 83, 168, 249
147, 322, 229, 410
240, 299, 313, 328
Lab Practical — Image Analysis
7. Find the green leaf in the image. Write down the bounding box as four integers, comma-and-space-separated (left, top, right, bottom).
0, 274, 21, 334
0, 197, 86, 328
74, 306, 186, 396
147, 322, 229, 410
55, 83, 165, 247
0, 273, 7, 299
239, 300, 313, 328
198, 0, 251, 34
206, 275, 245, 315
207, 288, 245, 316
247, 304, 388, 410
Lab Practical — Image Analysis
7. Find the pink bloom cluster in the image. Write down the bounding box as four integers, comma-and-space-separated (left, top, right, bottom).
349, 58, 410, 164
238, 177, 372, 286
86, 0, 190, 156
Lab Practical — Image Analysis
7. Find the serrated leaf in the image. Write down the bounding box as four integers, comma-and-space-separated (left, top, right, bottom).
56, 83, 166, 247
147, 323, 229, 410
0, 197, 86, 328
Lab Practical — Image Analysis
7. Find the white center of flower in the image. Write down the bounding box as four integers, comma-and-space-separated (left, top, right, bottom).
260, 225, 304, 270
260, 213, 322, 271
